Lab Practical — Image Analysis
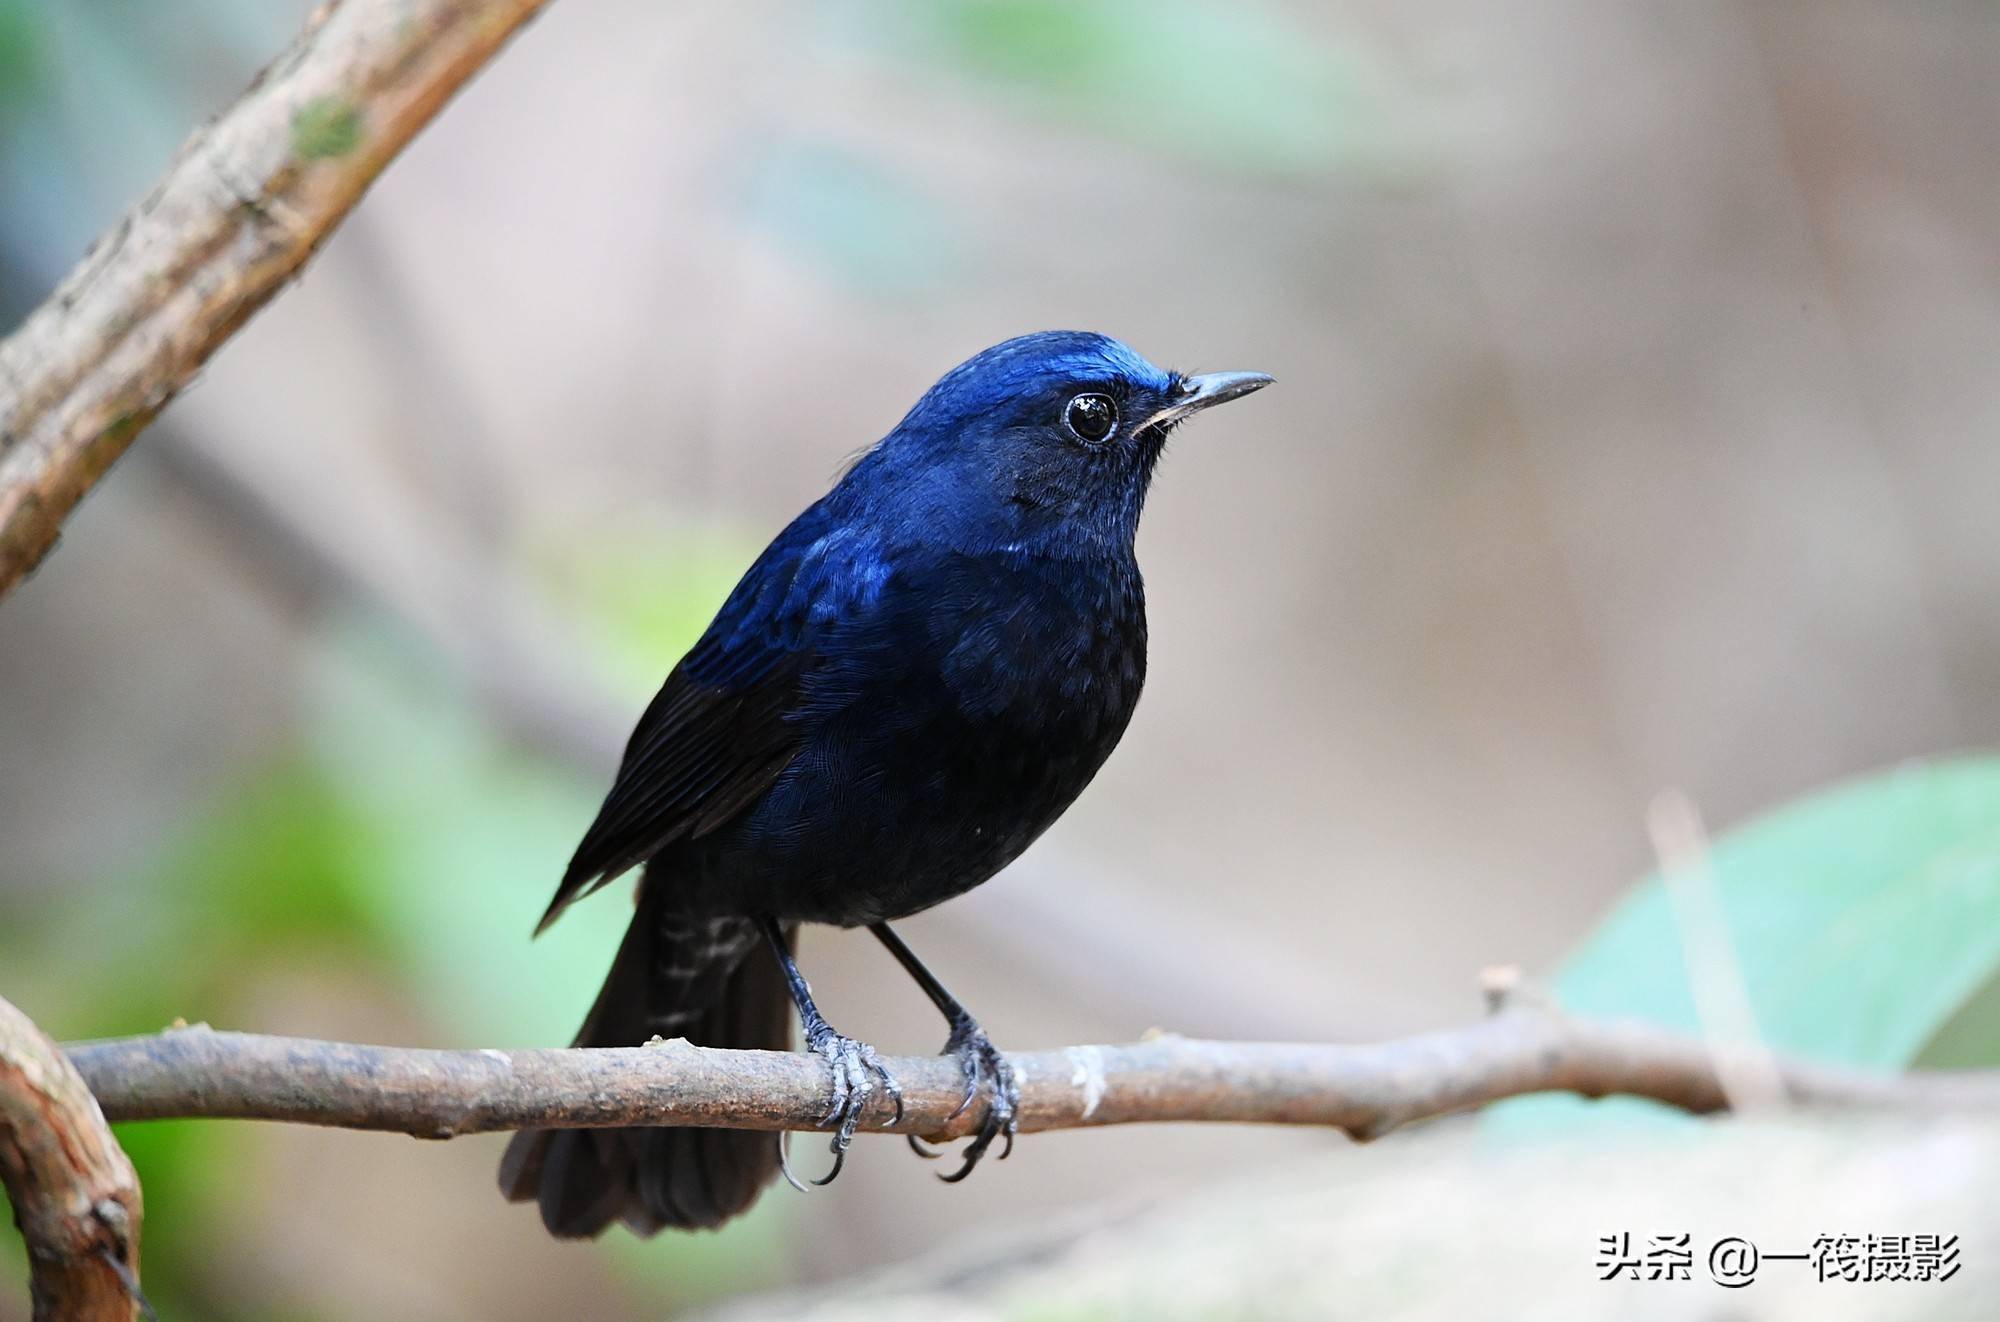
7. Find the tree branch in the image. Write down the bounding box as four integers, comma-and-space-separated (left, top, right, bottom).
0, 0, 551, 599
1, 998, 144, 1322
62, 993, 2000, 1146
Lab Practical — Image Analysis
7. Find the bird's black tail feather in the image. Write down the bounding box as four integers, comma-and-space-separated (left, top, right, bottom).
498, 895, 792, 1237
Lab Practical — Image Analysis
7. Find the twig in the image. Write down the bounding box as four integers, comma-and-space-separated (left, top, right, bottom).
0, 998, 144, 1322
0, 0, 551, 598
63, 996, 2000, 1146
1649, 789, 1787, 1110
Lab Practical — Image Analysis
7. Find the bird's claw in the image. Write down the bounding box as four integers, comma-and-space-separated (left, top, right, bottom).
911, 1018, 1018, 1182
803, 1027, 902, 1186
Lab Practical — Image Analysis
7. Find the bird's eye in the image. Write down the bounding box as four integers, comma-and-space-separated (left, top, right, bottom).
1063, 393, 1117, 444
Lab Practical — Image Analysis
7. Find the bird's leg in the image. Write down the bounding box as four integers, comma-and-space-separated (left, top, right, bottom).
759, 918, 901, 1186
869, 921, 1019, 1181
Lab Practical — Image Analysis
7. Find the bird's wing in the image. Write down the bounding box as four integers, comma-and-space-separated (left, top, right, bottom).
534, 516, 886, 934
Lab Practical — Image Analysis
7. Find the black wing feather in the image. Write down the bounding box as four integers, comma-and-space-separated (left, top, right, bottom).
533, 652, 807, 934
532, 532, 838, 934
532, 512, 894, 935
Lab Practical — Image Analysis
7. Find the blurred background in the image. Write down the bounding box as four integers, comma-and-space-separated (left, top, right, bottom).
3, 1, 1999, 1318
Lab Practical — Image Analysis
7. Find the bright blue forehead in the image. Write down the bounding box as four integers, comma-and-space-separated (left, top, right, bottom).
897, 331, 1172, 431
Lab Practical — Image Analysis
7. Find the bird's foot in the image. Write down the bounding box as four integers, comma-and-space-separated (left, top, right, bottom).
798, 1024, 902, 1186
909, 1015, 1018, 1182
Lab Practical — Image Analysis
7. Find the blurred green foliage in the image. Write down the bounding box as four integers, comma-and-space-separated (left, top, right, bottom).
741, 0, 1399, 297
0, 532, 784, 1318
1493, 757, 2000, 1133
0, 0, 46, 111
848, 0, 1399, 177
1559, 758, 2000, 1068
539, 525, 763, 704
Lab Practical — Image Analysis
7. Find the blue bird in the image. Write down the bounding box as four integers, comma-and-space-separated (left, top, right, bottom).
500, 331, 1272, 1237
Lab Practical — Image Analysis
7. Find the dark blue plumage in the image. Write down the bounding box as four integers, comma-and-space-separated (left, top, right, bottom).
501, 331, 1270, 1238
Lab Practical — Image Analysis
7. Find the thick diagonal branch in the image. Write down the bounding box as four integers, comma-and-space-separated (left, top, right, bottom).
63, 999, 2000, 1146
1, 998, 144, 1322
0, 0, 550, 598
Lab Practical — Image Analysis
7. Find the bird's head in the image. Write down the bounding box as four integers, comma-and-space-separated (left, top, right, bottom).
846, 331, 1272, 556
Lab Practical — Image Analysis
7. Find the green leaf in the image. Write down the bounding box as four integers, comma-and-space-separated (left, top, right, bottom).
1918, 970, 2000, 1068
1493, 756, 2000, 1130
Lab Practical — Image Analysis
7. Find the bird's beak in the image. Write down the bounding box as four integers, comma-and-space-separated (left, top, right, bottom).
1143, 371, 1275, 430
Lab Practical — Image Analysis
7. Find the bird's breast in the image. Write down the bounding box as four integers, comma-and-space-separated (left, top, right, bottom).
681, 550, 1148, 926
933, 553, 1146, 742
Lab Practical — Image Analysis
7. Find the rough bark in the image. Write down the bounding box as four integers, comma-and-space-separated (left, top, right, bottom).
64, 998, 2000, 1145
0, 0, 550, 597
1, 997, 143, 1322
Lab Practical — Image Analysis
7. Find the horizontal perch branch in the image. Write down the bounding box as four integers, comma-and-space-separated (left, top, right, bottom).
64, 995, 2000, 1145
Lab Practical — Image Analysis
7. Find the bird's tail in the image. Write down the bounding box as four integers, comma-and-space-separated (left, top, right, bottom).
498, 893, 792, 1237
